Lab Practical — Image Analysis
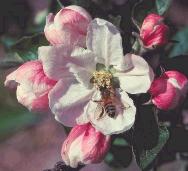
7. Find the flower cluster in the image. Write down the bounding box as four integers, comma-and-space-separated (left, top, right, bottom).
4, 5, 188, 168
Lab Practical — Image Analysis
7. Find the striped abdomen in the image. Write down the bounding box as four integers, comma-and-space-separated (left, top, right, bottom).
105, 102, 116, 118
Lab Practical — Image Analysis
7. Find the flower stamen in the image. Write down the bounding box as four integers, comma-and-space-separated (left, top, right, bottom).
92, 71, 112, 89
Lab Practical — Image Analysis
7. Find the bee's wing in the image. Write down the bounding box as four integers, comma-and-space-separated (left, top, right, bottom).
113, 96, 130, 109
94, 104, 105, 120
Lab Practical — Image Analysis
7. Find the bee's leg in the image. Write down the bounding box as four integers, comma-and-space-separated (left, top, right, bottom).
92, 100, 102, 103
120, 104, 130, 110
95, 107, 105, 120
119, 88, 123, 92
98, 108, 105, 120
121, 106, 125, 109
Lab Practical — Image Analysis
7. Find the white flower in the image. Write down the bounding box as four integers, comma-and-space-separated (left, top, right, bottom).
38, 18, 154, 135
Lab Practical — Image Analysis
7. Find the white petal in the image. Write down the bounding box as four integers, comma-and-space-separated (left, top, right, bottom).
115, 54, 154, 94
71, 47, 96, 71
39, 45, 96, 87
49, 79, 94, 127
86, 18, 128, 71
76, 112, 90, 125
85, 91, 136, 135
38, 45, 73, 81
70, 66, 93, 89
70, 47, 96, 88
117, 72, 154, 94
122, 53, 152, 75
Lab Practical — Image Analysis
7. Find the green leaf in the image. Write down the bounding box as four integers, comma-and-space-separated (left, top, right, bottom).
169, 27, 188, 57
10, 33, 48, 61
0, 52, 23, 70
105, 136, 132, 168
0, 107, 39, 140
105, 152, 114, 163
134, 104, 159, 150
132, 39, 141, 53
0, 36, 17, 49
156, 0, 171, 15
113, 137, 129, 146
0, 60, 22, 70
105, 145, 132, 168
135, 125, 169, 170
56, 0, 64, 8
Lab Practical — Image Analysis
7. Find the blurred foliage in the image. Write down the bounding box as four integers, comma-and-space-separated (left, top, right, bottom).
133, 0, 156, 24
0, 78, 40, 141
0, 0, 48, 141
105, 136, 132, 168
169, 27, 188, 57
9, 33, 48, 61
0, 0, 188, 171
70, 0, 91, 8
0, 52, 23, 70
162, 55, 188, 76
0, 107, 39, 141
156, 0, 171, 15
0, 0, 31, 35
0, 34, 48, 64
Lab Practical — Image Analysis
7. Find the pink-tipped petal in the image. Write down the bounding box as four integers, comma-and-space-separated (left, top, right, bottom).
4, 60, 56, 112
82, 124, 111, 164
150, 77, 178, 110
44, 5, 92, 47
38, 45, 74, 81
150, 71, 188, 110
49, 79, 94, 127
61, 123, 110, 168
140, 13, 169, 49
38, 45, 95, 82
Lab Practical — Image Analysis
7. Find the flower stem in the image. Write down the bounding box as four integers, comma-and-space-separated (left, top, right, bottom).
56, 0, 64, 8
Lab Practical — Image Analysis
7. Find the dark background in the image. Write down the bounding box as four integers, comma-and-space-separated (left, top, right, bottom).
0, 0, 188, 171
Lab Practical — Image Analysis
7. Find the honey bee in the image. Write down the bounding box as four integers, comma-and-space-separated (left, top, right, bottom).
93, 87, 129, 120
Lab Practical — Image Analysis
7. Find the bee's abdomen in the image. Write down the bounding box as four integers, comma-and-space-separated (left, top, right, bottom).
105, 102, 116, 118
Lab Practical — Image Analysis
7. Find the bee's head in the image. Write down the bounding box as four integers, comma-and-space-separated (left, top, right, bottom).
100, 87, 111, 97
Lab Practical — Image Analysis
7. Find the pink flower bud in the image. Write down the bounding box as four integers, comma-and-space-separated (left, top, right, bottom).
61, 123, 110, 168
140, 13, 169, 49
4, 60, 57, 112
149, 71, 188, 110
44, 5, 92, 47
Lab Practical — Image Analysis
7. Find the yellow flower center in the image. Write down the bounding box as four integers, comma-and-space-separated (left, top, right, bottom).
92, 70, 112, 89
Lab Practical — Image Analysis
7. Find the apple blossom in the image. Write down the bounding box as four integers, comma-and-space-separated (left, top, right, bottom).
149, 71, 188, 110
61, 123, 110, 168
44, 5, 92, 47
4, 60, 57, 112
140, 13, 169, 49
39, 18, 154, 135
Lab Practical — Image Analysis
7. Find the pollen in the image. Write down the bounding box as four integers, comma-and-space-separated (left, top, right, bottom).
92, 70, 112, 89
